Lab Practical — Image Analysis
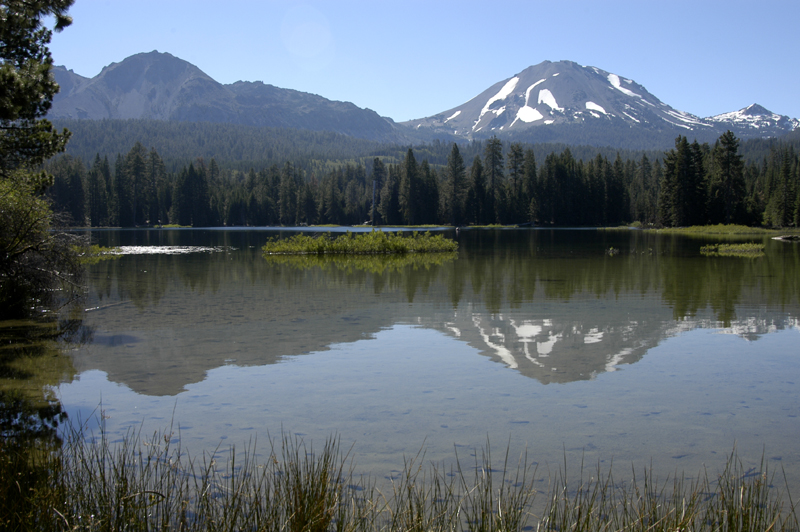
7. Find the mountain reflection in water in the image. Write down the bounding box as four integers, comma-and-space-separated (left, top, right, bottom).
71, 228, 799, 395
44, 228, 800, 492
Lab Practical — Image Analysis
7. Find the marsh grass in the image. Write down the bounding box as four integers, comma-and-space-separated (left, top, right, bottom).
2, 424, 798, 532
262, 230, 458, 255
541, 455, 798, 532
700, 243, 765, 258
75, 245, 123, 264
654, 224, 778, 235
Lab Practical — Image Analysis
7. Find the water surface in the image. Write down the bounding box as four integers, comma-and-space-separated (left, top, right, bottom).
48, 229, 800, 485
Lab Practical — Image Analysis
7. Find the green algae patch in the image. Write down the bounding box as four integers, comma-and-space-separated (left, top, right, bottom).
262, 230, 458, 255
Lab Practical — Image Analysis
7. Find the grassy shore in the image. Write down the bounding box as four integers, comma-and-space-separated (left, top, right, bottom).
2, 426, 797, 531
262, 230, 458, 255
652, 224, 781, 235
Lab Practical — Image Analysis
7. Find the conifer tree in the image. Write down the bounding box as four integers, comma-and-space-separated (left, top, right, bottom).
483, 137, 504, 223
418, 159, 439, 225
506, 143, 524, 221
278, 162, 299, 225
522, 148, 537, 224
442, 143, 466, 225
708, 131, 745, 225
378, 164, 401, 225
399, 149, 419, 225
86, 154, 109, 226
465, 156, 485, 224
1, 0, 79, 317
660, 136, 708, 227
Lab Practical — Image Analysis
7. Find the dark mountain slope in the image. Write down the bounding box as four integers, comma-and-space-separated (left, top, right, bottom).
49, 51, 403, 142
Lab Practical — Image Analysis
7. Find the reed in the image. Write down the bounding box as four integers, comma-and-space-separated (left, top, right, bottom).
75, 245, 123, 264
262, 230, 458, 255
2, 423, 797, 532
654, 224, 778, 235
700, 242, 765, 257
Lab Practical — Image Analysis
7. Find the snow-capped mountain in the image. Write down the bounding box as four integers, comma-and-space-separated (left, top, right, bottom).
707, 103, 800, 132
50, 53, 799, 150
403, 61, 798, 146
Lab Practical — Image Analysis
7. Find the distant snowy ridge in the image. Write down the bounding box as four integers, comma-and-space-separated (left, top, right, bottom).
707, 103, 800, 131
402, 60, 798, 145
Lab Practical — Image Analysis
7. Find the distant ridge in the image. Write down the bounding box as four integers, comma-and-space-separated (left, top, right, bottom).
49, 51, 404, 142
50, 53, 799, 150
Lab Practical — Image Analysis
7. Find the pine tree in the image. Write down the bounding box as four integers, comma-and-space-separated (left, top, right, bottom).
418, 159, 439, 225
86, 154, 109, 226
370, 158, 386, 224
660, 136, 708, 227
707, 131, 745, 225
113, 153, 134, 227
146, 148, 166, 225
442, 143, 466, 225
465, 156, 485, 225
47, 154, 85, 225
0, 0, 79, 317
278, 162, 299, 225
483, 137, 504, 223
378, 164, 401, 225
124, 142, 148, 225
522, 148, 537, 224
399, 149, 420, 225
506, 143, 524, 222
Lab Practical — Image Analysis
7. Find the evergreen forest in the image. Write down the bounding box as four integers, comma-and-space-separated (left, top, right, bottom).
45, 129, 800, 229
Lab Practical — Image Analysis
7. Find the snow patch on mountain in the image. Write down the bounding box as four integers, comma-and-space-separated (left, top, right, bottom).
623, 112, 640, 123
445, 110, 461, 122
526, 79, 546, 103
585, 101, 606, 114
473, 77, 519, 132
607, 73, 641, 99
538, 89, 562, 111
514, 106, 544, 124
663, 108, 710, 128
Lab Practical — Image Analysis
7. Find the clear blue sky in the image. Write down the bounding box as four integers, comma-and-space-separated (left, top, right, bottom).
48, 0, 800, 123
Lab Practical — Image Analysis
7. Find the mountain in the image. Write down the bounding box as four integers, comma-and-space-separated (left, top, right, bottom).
403, 60, 798, 148
50, 54, 799, 151
707, 103, 800, 132
49, 51, 403, 142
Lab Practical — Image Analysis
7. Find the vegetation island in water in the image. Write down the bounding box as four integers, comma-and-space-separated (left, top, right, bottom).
262, 230, 458, 255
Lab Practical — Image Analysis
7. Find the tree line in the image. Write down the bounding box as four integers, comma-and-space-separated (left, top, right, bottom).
45, 132, 800, 229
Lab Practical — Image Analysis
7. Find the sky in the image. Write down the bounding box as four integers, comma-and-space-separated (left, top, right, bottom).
47, 0, 800, 123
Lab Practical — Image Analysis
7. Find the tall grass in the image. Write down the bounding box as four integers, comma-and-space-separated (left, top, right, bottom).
2, 424, 797, 531
700, 243, 765, 257
653, 224, 778, 235
262, 230, 458, 255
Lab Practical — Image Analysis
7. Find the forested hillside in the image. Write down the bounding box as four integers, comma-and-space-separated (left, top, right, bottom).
45, 130, 800, 229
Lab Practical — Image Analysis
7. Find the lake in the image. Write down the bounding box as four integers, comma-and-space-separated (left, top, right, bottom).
17, 228, 800, 489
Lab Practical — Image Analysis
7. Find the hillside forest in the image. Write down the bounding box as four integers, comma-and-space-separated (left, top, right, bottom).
45, 131, 800, 229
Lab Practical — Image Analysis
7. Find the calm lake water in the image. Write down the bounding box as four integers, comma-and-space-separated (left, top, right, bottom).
24, 228, 800, 487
